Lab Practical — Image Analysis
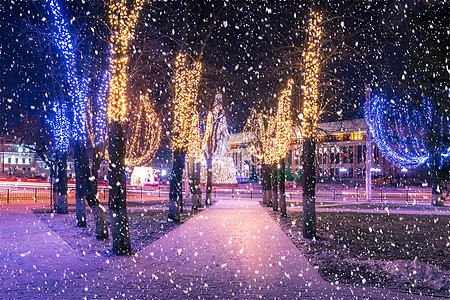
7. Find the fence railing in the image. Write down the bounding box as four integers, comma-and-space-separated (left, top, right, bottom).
0, 185, 436, 206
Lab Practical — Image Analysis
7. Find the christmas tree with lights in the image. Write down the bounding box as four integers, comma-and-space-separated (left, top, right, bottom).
201, 98, 237, 184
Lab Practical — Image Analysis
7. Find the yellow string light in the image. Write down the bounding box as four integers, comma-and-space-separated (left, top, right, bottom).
244, 79, 294, 165
275, 79, 294, 160
302, 11, 323, 137
125, 94, 161, 166
172, 52, 202, 151
107, 0, 146, 123
243, 109, 277, 165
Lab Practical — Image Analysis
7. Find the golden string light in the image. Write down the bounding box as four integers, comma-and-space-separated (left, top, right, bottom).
275, 79, 294, 160
172, 52, 202, 151
107, 0, 146, 122
244, 79, 294, 165
302, 11, 323, 137
86, 98, 97, 147
125, 94, 161, 166
243, 109, 277, 165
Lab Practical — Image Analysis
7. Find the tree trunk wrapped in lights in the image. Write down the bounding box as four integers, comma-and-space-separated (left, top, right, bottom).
301, 11, 323, 239
107, 0, 146, 255
274, 79, 294, 215
168, 52, 202, 222
243, 109, 277, 206
47, 101, 70, 214
244, 78, 294, 210
47, 0, 88, 225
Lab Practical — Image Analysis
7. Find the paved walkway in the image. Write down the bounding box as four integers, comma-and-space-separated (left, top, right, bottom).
0, 199, 438, 299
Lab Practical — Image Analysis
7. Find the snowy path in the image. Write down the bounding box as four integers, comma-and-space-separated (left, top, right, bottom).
0, 210, 90, 298
0, 200, 437, 299
88, 199, 435, 299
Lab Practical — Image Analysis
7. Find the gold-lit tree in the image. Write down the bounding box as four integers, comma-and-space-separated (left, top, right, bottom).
274, 79, 294, 217
243, 79, 294, 209
125, 95, 161, 167
107, 0, 146, 255
243, 108, 277, 206
301, 11, 323, 239
168, 52, 202, 222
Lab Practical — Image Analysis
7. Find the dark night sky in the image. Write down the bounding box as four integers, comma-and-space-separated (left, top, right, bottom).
0, 0, 447, 167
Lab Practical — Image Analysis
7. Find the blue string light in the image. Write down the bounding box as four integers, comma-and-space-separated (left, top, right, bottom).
94, 69, 110, 146
47, 102, 70, 153
47, 0, 88, 141
365, 95, 450, 169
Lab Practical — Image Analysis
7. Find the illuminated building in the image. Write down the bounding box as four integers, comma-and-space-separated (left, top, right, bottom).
130, 167, 158, 186
231, 119, 428, 185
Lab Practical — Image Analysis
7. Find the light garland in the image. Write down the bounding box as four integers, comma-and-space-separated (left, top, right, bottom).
125, 94, 161, 166
94, 69, 110, 145
172, 52, 202, 151
302, 11, 323, 138
47, 101, 70, 153
107, 0, 146, 123
243, 108, 277, 165
87, 68, 110, 147
275, 79, 294, 160
201, 96, 237, 184
364, 95, 446, 169
47, 0, 88, 141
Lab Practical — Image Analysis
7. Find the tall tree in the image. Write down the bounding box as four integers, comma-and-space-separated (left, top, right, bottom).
243, 109, 277, 206
107, 0, 146, 254
274, 79, 294, 217
46, 0, 89, 225
47, 101, 70, 214
86, 69, 110, 240
168, 0, 222, 221
168, 52, 202, 221
300, 11, 323, 239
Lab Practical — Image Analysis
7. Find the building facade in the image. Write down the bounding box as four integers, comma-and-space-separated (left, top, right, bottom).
0, 135, 75, 179
230, 119, 427, 185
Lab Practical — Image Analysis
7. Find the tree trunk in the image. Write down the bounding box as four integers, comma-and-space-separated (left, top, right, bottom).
168, 148, 186, 222
74, 141, 87, 227
108, 121, 131, 255
188, 155, 197, 211
280, 158, 287, 217
50, 163, 58, 211
205, 156, 212, 205
430, 152, 444, 206
302, 137, 316, 239
195, 161, 202, 208
272, 163, 278, 211
86, 146, 108, 240
57, 151, 68, 214
262, 163, 271, 206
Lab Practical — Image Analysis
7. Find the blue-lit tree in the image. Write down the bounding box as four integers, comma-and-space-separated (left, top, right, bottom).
47, 0, 87, 226
47, 101, 70, 214
46, 0, 108, 237
365, 95, 450, 205
366, 5, 450, 206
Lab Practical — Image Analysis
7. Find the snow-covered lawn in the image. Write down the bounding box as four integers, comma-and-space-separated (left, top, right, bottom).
268, 207, 449, 297
35, 200, 201, 258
